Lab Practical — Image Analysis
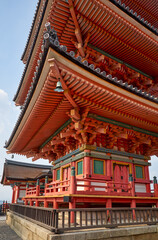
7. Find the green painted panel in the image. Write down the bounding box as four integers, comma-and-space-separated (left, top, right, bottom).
94, 160, 104, 174
135, 166, 143, 179
77, 161, 83, 175
56, 169, 60, 180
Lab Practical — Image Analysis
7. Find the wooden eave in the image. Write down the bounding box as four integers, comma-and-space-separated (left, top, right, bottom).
6, 47, 158, 155
14, 0, 158, 106
1, 159, 51, 185
120, 0, 158, 29
14, 0, 52, 106
21, 0, 46, 63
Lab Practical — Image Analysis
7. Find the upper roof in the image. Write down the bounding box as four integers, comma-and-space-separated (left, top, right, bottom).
1, 159, 52, 185
13, 0, 158, 106
120, 0, 158, 30
5, 36, 158, 159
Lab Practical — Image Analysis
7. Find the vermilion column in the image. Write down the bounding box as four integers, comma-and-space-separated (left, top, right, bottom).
36, 179, 40, 196
11, 185, 15, 203
106, 198, 112, 208
70, 167, 76, 194
53, 199, 58, 209
84, 150, 90, 178
44, 199, 48, 208
145, 165, 151, 194
131, 199, 136, 220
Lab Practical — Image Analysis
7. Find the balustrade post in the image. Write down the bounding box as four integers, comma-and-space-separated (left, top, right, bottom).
36, 179, 40, 196
70, 167, 76, 194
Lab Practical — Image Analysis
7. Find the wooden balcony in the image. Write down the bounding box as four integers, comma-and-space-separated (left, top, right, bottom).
45, 178, 132, 196
24, 176, 155, 198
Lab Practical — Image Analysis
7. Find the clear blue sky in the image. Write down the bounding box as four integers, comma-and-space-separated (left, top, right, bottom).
0, 1, 157, 201
0, 0, 49, 201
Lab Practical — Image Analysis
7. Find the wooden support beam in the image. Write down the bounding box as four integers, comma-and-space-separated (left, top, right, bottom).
70, 108, 80, 121
115, 133, 128, 139
68, 0, 85, 56
95, 128, 107, 134
60, 130, 75, 138
50, 139, 63, 145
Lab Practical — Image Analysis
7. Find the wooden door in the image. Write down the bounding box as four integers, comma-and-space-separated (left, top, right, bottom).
113, 164, 129, 192
63, 167, 70, 180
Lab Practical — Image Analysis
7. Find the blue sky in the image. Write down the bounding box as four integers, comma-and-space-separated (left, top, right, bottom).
0, 1, 158, 201
0, 0, 50, 201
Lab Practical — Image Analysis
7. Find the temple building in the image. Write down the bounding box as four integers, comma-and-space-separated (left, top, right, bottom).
1, 159, 52, 204
5, 0, 158, 209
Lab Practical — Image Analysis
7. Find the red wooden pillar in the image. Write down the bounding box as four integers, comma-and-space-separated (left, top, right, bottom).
107, 158, 111, 177
106, 199, 112, 222
24, 199, 28, 205
53, 199, 58, 209
70, 167, 76, 223
17, 185, 20, 202
35, 200, 39, 207
106, 198, 112, 208
153, 177, 158, 197
129, 174, 135, 196
36, 179, 40, 196
69, 199, 76, 223
30, 200, 33, 206
70, 167, 76, 194
84, 150, 90, 192
145, 165, 150, 194
131, 199, 136, 220
53, 169, 55, 182
11, 185, 15, 203
44, 199, 48, 208
84, 150, 90, 178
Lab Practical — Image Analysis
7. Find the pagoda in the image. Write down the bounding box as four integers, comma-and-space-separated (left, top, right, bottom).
5, 0, 158, 209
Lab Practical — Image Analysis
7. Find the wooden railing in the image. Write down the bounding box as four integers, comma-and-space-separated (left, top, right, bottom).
76, 178, 131, 195
26, 186, 45, 196
25, 178, 156, 198
45, 180, 70, 195
44, 178, 132, 196
9, 204, 158, 233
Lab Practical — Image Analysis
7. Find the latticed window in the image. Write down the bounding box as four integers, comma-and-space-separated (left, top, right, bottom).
135, 166, 143, 179
56, 169, 60, 180
93, 160, 104, 175
77, 160, 83, 175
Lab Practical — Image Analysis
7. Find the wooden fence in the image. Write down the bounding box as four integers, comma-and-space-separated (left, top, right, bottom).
10, 204, 158, 233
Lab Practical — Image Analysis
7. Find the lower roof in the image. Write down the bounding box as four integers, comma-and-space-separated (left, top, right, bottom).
1, 159, 52, 185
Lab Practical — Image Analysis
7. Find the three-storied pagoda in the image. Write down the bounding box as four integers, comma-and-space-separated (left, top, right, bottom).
5, 0, 158, 209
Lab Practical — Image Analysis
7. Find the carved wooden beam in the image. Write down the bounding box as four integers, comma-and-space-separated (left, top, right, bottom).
60, 130, 75, 138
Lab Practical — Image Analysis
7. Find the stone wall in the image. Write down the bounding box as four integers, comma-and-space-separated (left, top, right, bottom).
7, 211, 158, 240
6, 211, 53, 240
